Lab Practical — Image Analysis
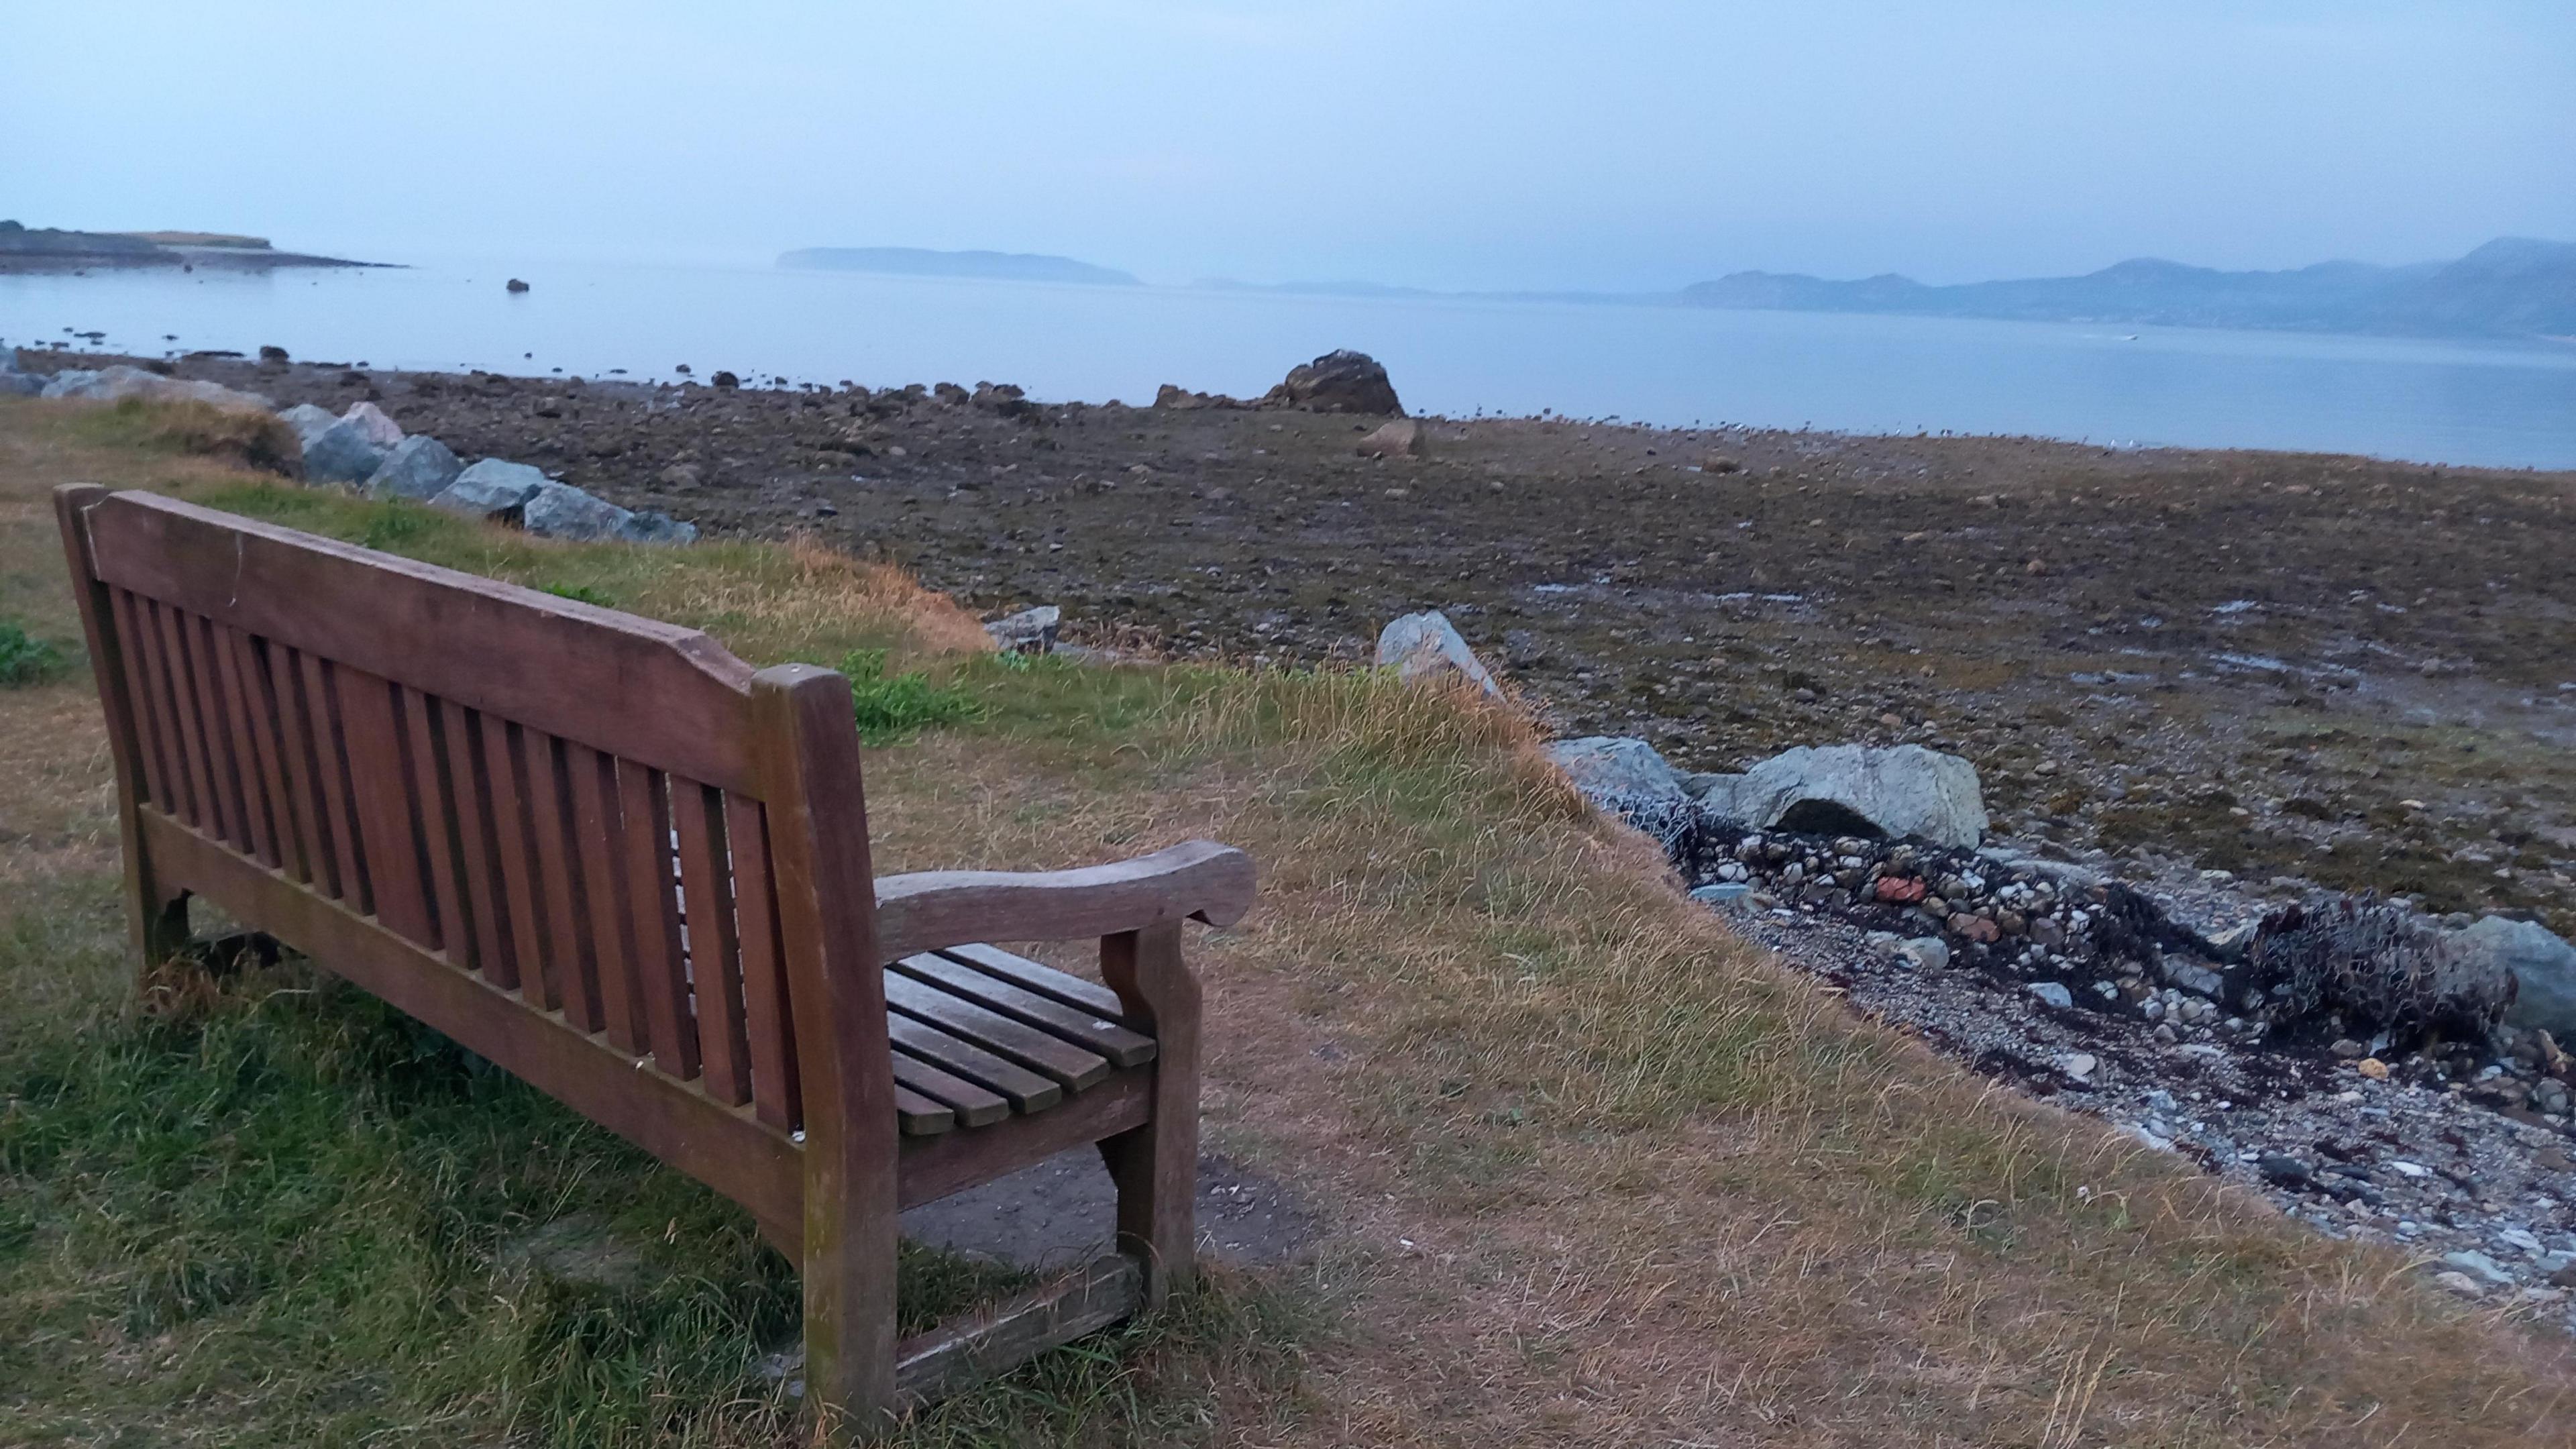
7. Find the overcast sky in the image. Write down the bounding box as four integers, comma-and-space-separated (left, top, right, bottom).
6, 1, 2571, 290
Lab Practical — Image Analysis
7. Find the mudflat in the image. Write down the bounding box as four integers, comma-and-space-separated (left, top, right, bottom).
32, 348, 2576, 936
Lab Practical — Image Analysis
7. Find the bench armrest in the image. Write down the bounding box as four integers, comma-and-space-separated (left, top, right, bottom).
873, 839, 1255, 962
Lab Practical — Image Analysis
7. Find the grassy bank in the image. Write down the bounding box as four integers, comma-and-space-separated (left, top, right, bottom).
2, 396, 2570, 1445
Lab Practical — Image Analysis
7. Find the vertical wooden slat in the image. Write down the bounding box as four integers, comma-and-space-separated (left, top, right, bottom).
213, 625, 286, 871
138, 600, 204, 826
619, 761, 700, 1081
300, 652, 369, 910
209, 619, 282, 861
443, 701, 517, 989
154, 602, 221, 836
336, 665, 433, 943
724, 792, 800, 1130
105, 589, 173, 811
674, 778, 750, 1105
563, 742, 633, 1043
268, 645, 339, 898
233, 631, 311, 882
398, 686, 471, 963
523, 732, 602, 1026
182, 615, 252, 850
485, 718, 561, 1010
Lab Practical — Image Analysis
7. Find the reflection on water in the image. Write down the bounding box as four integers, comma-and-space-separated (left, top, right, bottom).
5, 256, 2573, 468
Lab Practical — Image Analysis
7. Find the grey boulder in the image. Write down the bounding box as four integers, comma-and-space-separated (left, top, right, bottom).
2457, 915, 2576, 1038
986, 605, 1061, 653
278, 402, 340, 447
616, 510, 698, 546
1376, 609, 1499, 696
0, 352, 38, 397
1695, 743, 1987, 849
1545, 736, 1689, 804
339, 400, 403, 447
364, 435, 464, 500
301, 419, 389, 485
522, 482, 633, 541
431, 459, 550, 521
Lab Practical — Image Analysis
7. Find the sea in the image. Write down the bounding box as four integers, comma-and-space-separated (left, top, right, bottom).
6, 256, 2573, 470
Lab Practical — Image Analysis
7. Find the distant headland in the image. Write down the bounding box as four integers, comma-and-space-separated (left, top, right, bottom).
0, 221, 378, 273
778, 246, 1140, 286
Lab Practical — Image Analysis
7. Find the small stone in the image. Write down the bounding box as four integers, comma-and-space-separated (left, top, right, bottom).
1690, 882, 1752, 904
1377, 610, 1500, 696
2357, 1057, 2390, 1080
2258, 1153, 2312, 1188
2442, 1250, 2516, 1287
2056, 1051, 2097, 1081
2152, 1023, 2180, 1045
657, 462, 703, 489
985, 605, 1061, 654
1898, 937, 1950, 971
1874, 875, 1927, 904
505, 277, 531, 293
2027, 981, 2074, 1010
2329, 1038, 2368, 1059
2431, 1270, 2484, 1298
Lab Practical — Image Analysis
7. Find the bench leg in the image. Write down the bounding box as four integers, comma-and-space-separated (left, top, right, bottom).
132, 888, 191, 983
802, 1178, 902, 1440
1099, 920, 1199, 1305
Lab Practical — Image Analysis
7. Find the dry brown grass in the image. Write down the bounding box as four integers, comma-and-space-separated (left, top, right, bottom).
5, 396, 2571, 1445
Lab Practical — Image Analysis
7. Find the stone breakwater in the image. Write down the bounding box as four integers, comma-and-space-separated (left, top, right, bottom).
16, 360, 698, 547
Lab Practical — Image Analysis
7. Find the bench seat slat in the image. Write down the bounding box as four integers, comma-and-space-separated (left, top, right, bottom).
888, 1054, 1011, 1127
882, 974, 1114, 1091
938, 941, 1131, 1020
885, 1015, 1063, 1113
893, 1087, 956, 1136
562, 741, 631, 1042
892, 953, 1157, 1068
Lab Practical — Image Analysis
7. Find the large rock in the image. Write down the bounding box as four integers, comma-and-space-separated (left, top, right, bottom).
0, 351, 39, 397
2458, 916, 2576, 1038
431, 459, 549, 521
301, 419, 388, 485
339, 400, 403, 447
617, 511, 698, 546
987, 605, 1061, 653
1355, 417, 1420, 458
1375, 610, 1499, 696
40, 364, 273, 413
522, 482, 633, 541
1261, 350, 1402, 415
364, 435, 464, 500
1545, 736, 1689, 804
278, 402, 339, 447
1697, 743, 1988, 849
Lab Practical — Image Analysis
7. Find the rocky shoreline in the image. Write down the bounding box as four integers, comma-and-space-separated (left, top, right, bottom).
11, 337, 2576, 1320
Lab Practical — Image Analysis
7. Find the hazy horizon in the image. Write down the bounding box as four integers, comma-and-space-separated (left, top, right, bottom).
6, 2, 2573, 291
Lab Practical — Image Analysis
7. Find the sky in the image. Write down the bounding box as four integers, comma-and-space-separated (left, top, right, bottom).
5, 1, 2572, 291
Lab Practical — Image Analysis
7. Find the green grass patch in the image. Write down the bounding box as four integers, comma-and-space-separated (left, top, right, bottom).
841, 648, 983, 743
0, 620, 69, 686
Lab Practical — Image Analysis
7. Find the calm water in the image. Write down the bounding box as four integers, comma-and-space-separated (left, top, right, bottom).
7, 256, 2574, 469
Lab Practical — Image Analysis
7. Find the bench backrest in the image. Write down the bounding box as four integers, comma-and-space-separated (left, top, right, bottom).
58, 487, 892, 1236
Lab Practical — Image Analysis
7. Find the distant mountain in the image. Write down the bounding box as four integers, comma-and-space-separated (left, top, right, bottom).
1680, 239, 2576, 339
778, 246, 1140, 286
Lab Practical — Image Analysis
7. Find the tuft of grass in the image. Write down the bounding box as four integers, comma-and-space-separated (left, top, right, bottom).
0, 621, 68, 687
841, 647, 983, 744
64, 397, 303, 477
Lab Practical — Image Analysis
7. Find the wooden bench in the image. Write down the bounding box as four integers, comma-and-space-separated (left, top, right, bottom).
53, 485, 1254, 1435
